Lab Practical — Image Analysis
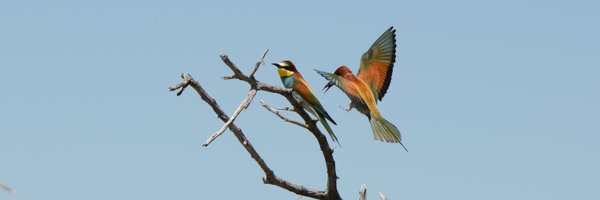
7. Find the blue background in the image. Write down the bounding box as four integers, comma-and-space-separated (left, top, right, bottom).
1, 0, 599, 199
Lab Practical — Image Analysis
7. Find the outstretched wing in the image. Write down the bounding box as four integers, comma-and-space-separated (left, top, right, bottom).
357, 27, 397, 101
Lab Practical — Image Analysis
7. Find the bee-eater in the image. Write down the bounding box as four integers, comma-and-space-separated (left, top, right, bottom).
315, 27, 407, 151
272, 60, 339, 145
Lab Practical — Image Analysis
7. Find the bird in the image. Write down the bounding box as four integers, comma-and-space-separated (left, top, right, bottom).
272, 60, 340, 145
315, 26, 407, 151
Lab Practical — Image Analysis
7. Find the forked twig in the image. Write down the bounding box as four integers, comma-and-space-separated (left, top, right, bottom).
202, 49, 268, 146
260, 100, 308, 128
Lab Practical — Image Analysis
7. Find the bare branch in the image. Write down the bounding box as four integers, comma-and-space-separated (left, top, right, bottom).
261, 82, 341, 200
168, 73, 193, 96
359, 184, 367, 200
260, 100, 308, 128
170, 74, 326, 199
169, 50, 347, 199
220, 54, 249, 82
248, 49, 269, 78
256, 81, 292, 95
215, 52, 341, 200
221, 75, 236, 80
203, 89, 257, 147
379, 192, 388, 200
0, 181, 13, 195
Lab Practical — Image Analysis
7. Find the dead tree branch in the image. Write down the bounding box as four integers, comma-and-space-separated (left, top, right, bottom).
379, 192, 388, 200
170, 73, 324, 198
357, 185, 391, 200
0, 181, 13, 195
359, 184, 367, 200
201, 50, 269, 146
259, 100, 309, 128
202, 89, 256, 146
169, 50, 341, 200
217, 52, 341, 200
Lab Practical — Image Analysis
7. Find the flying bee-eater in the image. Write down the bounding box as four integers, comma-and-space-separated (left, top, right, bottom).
272, 60, 340, 145
315, 27, 407, 151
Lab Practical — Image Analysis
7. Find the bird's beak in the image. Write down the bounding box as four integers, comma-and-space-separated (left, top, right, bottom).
323, 82, 335, 93
272, 63, 281, 68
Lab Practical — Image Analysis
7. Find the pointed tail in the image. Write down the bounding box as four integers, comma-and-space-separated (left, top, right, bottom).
319, 115, 341, 147
369, 116, 407, 151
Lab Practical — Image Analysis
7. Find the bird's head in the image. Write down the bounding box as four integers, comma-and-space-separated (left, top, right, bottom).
272, 60, 297, 78
333, 66, 353, 76
323, 66, 353, 92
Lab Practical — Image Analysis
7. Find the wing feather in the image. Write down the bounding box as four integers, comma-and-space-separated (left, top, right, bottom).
357, 27, 397, 101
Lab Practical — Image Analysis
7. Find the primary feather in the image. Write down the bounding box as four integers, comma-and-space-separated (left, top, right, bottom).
357, 27, 397, 101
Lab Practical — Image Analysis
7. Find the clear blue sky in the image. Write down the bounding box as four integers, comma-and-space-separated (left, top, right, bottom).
1, 0, 599, 199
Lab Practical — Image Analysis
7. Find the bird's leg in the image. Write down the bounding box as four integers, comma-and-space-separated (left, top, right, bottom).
339, 103, 353, 112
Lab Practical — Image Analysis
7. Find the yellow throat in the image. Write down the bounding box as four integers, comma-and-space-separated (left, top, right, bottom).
277, 68, 294, 78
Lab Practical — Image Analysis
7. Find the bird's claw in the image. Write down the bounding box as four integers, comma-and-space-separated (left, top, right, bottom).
339, 104, 353, 112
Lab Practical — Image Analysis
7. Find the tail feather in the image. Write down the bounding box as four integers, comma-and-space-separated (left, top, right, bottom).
369, 116, 407, 151
319, 115, 341, 146
312, 103, 337, 125
301, 100, 340, 146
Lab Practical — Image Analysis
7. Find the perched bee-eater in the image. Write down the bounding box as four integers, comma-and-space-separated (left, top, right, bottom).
272, 60, 340, 145
315, 27, 407, 151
